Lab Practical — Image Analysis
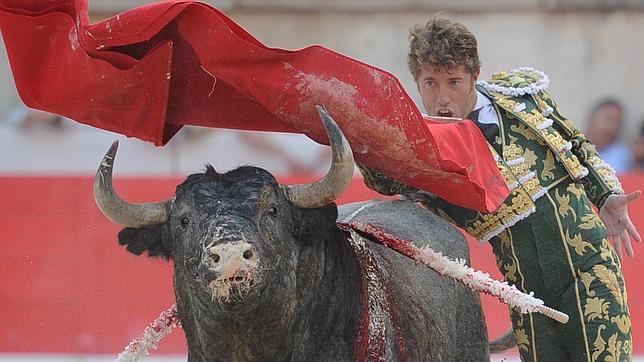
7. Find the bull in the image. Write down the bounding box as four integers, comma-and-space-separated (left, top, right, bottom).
94, 106, 509, 361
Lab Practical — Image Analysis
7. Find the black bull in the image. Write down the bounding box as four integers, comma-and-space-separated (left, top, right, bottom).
94, 107, 511, 361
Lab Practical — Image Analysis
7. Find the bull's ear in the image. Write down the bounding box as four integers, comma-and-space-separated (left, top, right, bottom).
295, 203, 338, 238
118, 225, 172, 260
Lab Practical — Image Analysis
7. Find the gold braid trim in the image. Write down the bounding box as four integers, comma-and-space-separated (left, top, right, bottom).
496, 144, 547, 202
466, 188, 536, 241
493, 148, 519, 190
586, 155, 624, 193
533, 93, 555, 117
493, 94, 589, 180
472, 130, 552, 241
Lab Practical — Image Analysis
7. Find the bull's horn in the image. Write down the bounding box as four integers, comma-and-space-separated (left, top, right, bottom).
284, 105, 354, 208
93, 141, 171, 227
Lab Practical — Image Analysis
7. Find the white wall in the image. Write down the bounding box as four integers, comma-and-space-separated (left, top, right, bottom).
1, 2, 643, 174
228, 9, 644, 135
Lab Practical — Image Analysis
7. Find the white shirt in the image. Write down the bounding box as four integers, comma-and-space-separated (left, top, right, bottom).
472, 90, 499, 127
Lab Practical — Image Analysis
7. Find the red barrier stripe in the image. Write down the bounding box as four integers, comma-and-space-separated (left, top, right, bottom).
0, 174, 641, 353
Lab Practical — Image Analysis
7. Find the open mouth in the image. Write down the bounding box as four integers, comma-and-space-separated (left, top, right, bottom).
207, 273, 256, 303
437, 109, 453, 117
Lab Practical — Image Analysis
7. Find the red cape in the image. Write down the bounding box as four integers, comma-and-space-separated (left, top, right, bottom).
0, 0, 509, 212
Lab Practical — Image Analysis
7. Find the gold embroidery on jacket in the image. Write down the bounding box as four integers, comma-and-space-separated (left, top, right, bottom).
515, 328, 530, 353
585, 297, 610, 321
579, 270, 596, 297
492, 93, 589, 180
541, 151, 557, 181
566, 183, 586, 200
610, 315, 632, 335
599, 238, 615, 263
593, 265, 625, 307
579, 211, 603, 231
504, 259, 518, 283
566, 229, 598, 256
605, 333, 623, 362
555, 190, 577, 221
592, 325, 608, 361
510, 123, 545, 144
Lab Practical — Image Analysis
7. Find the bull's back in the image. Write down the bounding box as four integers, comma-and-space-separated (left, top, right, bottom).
338, 199, 469, 258
338, 200, 489, 361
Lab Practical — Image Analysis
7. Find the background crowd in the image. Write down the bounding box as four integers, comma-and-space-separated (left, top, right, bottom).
3, 97, 644, 175
584, 98, 644, 173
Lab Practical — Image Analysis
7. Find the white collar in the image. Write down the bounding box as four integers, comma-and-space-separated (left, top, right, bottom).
473, 90, 491, 112
472, 90, 499, 126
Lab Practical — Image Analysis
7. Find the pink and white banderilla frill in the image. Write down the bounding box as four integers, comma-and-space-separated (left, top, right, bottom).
116, 222, 568, 361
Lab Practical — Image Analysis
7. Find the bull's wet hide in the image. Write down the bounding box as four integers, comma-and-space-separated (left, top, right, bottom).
95, 129, 492, 360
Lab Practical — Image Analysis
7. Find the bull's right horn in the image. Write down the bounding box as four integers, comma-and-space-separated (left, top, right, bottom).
93, 141, 171, 228
284, 105, 354, 208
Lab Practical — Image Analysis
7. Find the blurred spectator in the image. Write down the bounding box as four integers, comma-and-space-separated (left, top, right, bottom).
3, 104, 67, 131
165, 125, 331, 176
1, 103, 330, 176
584, 98, 633, 173
632, 121, 644, 171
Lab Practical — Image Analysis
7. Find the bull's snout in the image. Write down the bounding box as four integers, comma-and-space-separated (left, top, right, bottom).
209, 242, 256, 265
206, 242, 259, 302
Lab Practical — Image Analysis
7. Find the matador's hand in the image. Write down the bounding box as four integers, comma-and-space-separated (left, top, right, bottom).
599, 190, 641, 259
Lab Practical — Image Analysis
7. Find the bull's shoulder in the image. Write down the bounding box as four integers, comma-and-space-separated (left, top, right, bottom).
337, 200, 469, 260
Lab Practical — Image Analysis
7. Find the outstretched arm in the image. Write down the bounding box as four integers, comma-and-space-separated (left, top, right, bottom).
599, 190, 642, 259
535, 91, 639, 258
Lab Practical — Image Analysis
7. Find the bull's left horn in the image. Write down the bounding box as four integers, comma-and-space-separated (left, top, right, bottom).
94, 141, 171, 227
284, 106, 354, 208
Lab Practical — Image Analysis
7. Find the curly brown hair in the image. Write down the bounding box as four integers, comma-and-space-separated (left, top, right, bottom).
408, 16, 481, 80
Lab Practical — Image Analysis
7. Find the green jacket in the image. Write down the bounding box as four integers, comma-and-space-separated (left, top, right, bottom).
359, 68, 622, 241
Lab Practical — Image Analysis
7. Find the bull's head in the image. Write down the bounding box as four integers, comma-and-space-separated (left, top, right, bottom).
93, 106, 354, 307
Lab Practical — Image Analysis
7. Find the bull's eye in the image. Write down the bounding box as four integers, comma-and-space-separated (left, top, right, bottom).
267, 205, 278, 217
180, 217, 191, 228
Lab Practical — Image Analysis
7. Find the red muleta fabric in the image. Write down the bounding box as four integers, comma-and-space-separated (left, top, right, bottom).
0, 0, 509, 212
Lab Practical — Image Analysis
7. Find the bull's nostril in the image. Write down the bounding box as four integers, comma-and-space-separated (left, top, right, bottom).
243, 249, 254, 260
212, 254, 220, 263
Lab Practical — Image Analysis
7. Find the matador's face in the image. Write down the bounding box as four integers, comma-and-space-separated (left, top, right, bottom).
416, 64, 479, 120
